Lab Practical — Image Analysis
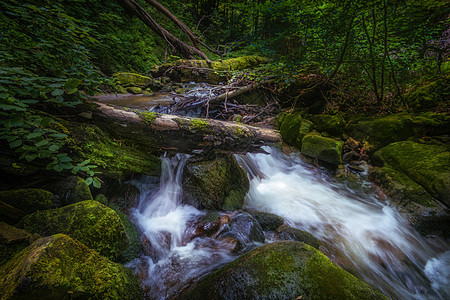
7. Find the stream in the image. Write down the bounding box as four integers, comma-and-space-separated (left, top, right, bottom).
128, 147, 449, 300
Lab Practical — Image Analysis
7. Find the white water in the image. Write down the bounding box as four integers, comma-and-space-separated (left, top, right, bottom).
239, 147, 449, 300
130, 148, 449, 300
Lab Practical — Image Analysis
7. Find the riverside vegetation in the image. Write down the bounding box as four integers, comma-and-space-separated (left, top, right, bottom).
0, 0, 449, 299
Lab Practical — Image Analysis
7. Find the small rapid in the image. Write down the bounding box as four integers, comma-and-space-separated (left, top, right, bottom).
129, 148, 449, 300
239, 147, 449, 299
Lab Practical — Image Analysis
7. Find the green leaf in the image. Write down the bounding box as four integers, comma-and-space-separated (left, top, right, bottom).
53, 164, 64, 172
85, 177, 93, 185
58, 156, 72, 163
35, 139, 49, 147
92, 177, 101, 188
60, 163, 73, 170
40, 117, 52, 127
9, 140, 22, 148
51, 89, 64, 97
64, 78, 81, 90
26, 132, 43, 139
48, 144, 60, 152
25, 154, 37, 162
72, 166, 80, 174
78, 159, 90, 166
50, 133, 67, 138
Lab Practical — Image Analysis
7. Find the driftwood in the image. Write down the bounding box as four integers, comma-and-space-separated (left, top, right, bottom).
93, 102, 280, 154
208, 79, 276, 104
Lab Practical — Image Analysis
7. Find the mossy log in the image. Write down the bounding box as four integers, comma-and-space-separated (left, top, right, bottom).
93, 101, 280, 154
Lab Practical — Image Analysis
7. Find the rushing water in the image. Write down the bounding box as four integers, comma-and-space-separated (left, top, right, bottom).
130, 147, 449, 300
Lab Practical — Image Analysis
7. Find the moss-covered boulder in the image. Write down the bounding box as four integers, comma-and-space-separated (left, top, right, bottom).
126, 86, 142, 94
276, 225, 320, 249
45, 176, 92, 207
373, 141, 450, 207
301, 134, 344, 165
248, 211, 284, 231
0, 234, 143, 300
348, 112, 450, 151
23, 200, 130, 260
0, 222, 35, 267
179, 241, 386, 300
312, 114, 346, 136
0, 189, 54, 214
405, 76, 450, 110
108, 203, 142, 263
183, 155, 249, 211
113, 72, 153, 87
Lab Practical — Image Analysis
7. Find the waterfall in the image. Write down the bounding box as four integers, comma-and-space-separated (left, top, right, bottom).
130, 148, 449, 300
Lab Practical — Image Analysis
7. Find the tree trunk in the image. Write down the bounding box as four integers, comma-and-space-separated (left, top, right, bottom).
117, 0, 210, 60
92, 102, 280, 154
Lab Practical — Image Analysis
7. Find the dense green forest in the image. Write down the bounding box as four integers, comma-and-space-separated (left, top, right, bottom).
0, 0, 449, 299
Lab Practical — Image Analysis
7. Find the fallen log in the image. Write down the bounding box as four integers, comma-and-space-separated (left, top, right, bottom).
92, 102, 280, 154
209, 79, 276, 104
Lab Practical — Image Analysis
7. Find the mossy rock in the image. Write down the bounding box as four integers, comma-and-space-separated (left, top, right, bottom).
0, 201, 25, 225
0, 234, 143, 300
108, 203, 142, 263
248, 211, 284, 231
179, 241, 386, 300
183, 154, 249, 211
373, 141, 450, 207
0, 222, 33, 267
227, 212, 265, 244
113, 72, 153, 87
126, 86, 142, 94
276, 225, 320, 249
279, 112, 304, 145
405, 76, 450, 110
348, 112, 450, 151
312, 114, 346, 136
0, 189, 54, 214
369, 167, 447, 234
301, 134, 344, 165
22, 200, 130, 260
45, 176, 92, 207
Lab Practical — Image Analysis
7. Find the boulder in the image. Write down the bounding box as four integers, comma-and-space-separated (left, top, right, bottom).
370, 141, 449, 235
0, 234, 143, 300
0, 189, 54, 214
405, 76, 449, 110
248, 211, 284, 231
276, 225, 320, 249
23, 200, 130, 260
113, 72, 153, 87
224, 212, 265, 245
45, 176, 92, 206
301, 134, 344, 165
179, 241, 386, 300
348, 112, 450, 151
126, 86, 142, 94
279, 112, 314, 148
312, 114, 346, 136
0, 222, 35, 266
183, 155, 249, 211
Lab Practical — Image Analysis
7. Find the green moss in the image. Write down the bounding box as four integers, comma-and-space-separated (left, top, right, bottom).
74, 124, 161, 178
248, 211, 284, 231
301, 134, 344, 165
95, 194, 108, 205
183, 155, 249, 211
277, 225, 320, 249
0, 222, 32, 267
22, 200, 130, 260
312, 114, 346, 136
108, 203, 142, 263
180, 241, 386, 300
0, 189, 54, 214
47, 176, 92, 206
112, 72, 153, 87
373, 141, 450, 207
126, 86, 142, 94
0, 234, 143, 300
280, 112, 304, 145
405, 76, 450, 110
138, 111, 157, 125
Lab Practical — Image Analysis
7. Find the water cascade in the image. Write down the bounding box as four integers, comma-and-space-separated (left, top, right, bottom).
130, 148, 449, 300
